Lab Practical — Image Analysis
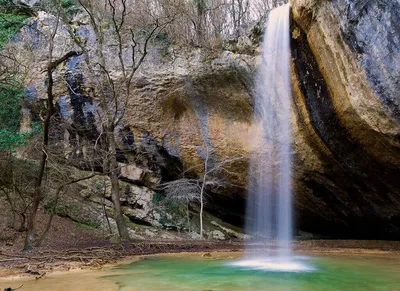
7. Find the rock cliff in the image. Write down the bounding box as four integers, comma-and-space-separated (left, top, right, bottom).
291, 0, 400, 238
9, 0, 400, 239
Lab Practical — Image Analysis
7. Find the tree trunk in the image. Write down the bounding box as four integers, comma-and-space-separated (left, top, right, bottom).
199, 183, 205, 238
35, 186, 62, 247
24, 191, 40, 250
232, 0, 237, 31
199, 154, 208, 238
238, 0, 243, 28
35, 203, 56, 247
186, 202, 191, 232
108, 131, 130, 241
103, 180, 113, 235
23, 50, 80, 251
196, 0, 205, 45
103, 202, 113, 235
19, 213, 26, 232
23, 76, 51, 250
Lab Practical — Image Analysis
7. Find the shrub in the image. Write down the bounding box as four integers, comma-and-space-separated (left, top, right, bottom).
0, 12, 29, 48
0, 84, 41, 151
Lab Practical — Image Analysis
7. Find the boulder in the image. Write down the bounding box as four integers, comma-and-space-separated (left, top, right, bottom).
209, 230, 226, 240
119, 164, 144, 182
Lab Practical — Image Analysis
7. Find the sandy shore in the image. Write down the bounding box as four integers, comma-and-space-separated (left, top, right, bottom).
1, 239, 400, 280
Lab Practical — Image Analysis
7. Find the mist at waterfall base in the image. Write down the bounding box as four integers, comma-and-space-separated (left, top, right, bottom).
232, 4, 312, 272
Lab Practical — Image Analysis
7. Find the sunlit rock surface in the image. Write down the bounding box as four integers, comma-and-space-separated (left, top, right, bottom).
291, 0, 400, 238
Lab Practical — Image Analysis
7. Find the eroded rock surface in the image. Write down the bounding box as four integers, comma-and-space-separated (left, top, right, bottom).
291, 0, 400, 238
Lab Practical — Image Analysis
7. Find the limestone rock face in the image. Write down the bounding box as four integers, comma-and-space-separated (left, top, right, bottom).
290, 0, 400, 238
9, 11, 255, 226
11, 4, 400, 239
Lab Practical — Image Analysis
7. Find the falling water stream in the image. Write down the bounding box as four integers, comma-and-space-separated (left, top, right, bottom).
233, 3, 307, 271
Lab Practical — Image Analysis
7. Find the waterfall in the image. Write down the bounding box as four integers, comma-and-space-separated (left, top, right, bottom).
232, 4, 308, 271
231, 3, 313, 272
247, 2, 292, 257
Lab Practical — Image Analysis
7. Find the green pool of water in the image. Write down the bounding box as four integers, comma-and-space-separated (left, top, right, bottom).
2, 252, 399, 290
106, 253, 400, 291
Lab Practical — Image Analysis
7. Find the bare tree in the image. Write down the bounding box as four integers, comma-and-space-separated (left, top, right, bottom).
162, 142, 243, 238
250, 0, 286, 23
0, 153, 36, 232
160, 178, 201, 232
230, 0, 250, 32
52, 0, 175, 241
23, 4, 82, 249
34, 170, 97, 246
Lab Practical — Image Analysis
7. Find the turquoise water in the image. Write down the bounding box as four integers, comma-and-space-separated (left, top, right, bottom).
105, 253, 400, 291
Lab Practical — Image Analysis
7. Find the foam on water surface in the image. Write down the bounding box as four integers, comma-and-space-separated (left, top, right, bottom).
231, 257, 316, 272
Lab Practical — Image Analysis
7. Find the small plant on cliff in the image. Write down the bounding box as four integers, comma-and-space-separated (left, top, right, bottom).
0, 12, 29, 49
60, 0, 79, 17
0, 84, 22, 127
0, 84, 40, 151
160, 179, 201, 232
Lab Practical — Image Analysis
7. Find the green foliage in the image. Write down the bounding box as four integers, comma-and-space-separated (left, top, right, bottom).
0, 12, 29, 49
0, 122, 41, 151
0, 81, 42, 150
139, 28, 153, 39
49, 201, 100, 229
0, 129, 28, 150
0, 84, 24, 131
0, 84, 25, 151
66, 202, 81, 216
60, 0, 79, 18
163, 198, 186, 217
75, 222, 93, 230
43, 198, 56, 214
75, 219, 100, 229
138, 29, 170, 47
30, 121, 42, 133
61, 0, 74, 8
155, 200, 186, 228
191, 0, 207, 11
54, 204, 68, 217
0, 84, 41, 151
0, 0, 16, 13
152, 192, 165, 205
154, 32, 170, 46
34, 0, 79, 19
0, 0, 35, 15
